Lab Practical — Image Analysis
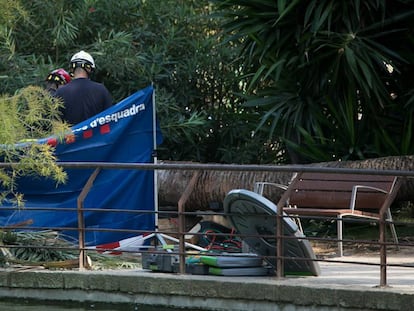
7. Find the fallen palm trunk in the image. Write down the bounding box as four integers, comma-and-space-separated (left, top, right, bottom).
157, 155, 414, 211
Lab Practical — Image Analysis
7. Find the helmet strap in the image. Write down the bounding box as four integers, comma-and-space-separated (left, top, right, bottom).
71, 62, 93, 72
71, 64, 93, 78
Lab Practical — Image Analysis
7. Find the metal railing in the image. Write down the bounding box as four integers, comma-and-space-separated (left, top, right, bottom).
0, 161, 413, 287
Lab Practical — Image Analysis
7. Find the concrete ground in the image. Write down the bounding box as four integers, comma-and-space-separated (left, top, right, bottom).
0, 252, 413, 311
304, 252, 414, 288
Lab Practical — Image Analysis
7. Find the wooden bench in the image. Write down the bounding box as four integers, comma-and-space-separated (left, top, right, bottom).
255, 172, 401, 256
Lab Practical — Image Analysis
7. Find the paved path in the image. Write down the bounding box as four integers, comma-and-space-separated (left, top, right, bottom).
0, 253, 413, 310
299, 255, 414, 289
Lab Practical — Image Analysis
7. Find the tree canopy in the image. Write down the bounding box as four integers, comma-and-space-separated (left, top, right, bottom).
1, 0, 283, 165
213, 0, 414, 163
1, 0, 414, 167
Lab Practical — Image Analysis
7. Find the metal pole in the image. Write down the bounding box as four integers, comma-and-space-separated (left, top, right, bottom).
276, 200, 284, 278
379, 210, 387, 287
152, 84, 159, 234
275, 173, 301, 278
377, 177, 401, 287
77, 167, 101, 270
177, 171, 201, 274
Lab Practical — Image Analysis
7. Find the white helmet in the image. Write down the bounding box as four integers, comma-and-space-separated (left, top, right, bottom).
70, 50, 95, 71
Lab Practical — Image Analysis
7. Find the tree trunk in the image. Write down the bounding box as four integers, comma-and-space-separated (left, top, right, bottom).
158, 156, 414, 211
158, 164, 293, 211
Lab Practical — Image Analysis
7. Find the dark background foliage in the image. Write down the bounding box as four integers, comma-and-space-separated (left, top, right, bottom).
1, 0, 414, 165
0, 0, 283, 164
214, 0, 414, 163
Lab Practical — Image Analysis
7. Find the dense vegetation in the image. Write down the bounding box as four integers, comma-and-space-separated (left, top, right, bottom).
214, 0, 414, 163
1, 0, 414, 166
0, 0, 282, 165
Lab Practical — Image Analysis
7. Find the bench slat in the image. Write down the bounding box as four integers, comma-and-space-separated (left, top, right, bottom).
290, 191, 387, 210
293, 180, 393, 192
271, 172, 401, 256
298, 173, 395, 182
284, 208, 380, 218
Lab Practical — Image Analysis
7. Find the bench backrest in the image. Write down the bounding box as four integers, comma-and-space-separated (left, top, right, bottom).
288, 172, 398, 211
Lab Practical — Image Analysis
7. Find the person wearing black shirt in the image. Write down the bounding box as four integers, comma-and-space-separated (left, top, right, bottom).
55, 50, 112, 125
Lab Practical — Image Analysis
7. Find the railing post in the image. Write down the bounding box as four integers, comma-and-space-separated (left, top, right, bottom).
275, 172, 301, 278
377, 178, 401, 287
77, 167, 101, 270
177, 170, 201, 274
276, 203, 284, 278
379, 209, 387, 287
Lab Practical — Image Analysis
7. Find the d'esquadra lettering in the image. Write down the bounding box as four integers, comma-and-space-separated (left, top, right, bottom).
90, 103, 146, 128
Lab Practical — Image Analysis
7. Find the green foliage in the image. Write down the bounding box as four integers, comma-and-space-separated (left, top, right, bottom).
2, 230, 78, 263
0, 0, 280, 164
214, 0, 414, 163
2, 0, 414, 166
0, 1, 27, 26
0, 86, 68, 206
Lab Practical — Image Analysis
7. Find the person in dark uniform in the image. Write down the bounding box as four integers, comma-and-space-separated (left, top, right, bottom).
55, 50, 113, 125
45, 68, 71, 95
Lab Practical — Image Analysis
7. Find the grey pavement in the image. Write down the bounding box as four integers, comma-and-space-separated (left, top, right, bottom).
297, 255, 414, 289
0, 253, 413, 310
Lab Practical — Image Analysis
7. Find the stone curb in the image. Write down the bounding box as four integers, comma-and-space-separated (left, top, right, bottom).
0, 269, 413, 310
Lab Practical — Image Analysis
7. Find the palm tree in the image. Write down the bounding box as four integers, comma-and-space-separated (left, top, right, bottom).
213, 0, 414, 163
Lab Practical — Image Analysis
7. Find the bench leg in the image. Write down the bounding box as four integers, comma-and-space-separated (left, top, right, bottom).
386, 209, 399, 250
337, 215, 343, 257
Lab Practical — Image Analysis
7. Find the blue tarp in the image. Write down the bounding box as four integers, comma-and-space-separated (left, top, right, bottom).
0, 85, 162, 246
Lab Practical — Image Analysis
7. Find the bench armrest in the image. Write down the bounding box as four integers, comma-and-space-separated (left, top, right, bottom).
253, 182, 288, 194
350, 185, 388, 211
